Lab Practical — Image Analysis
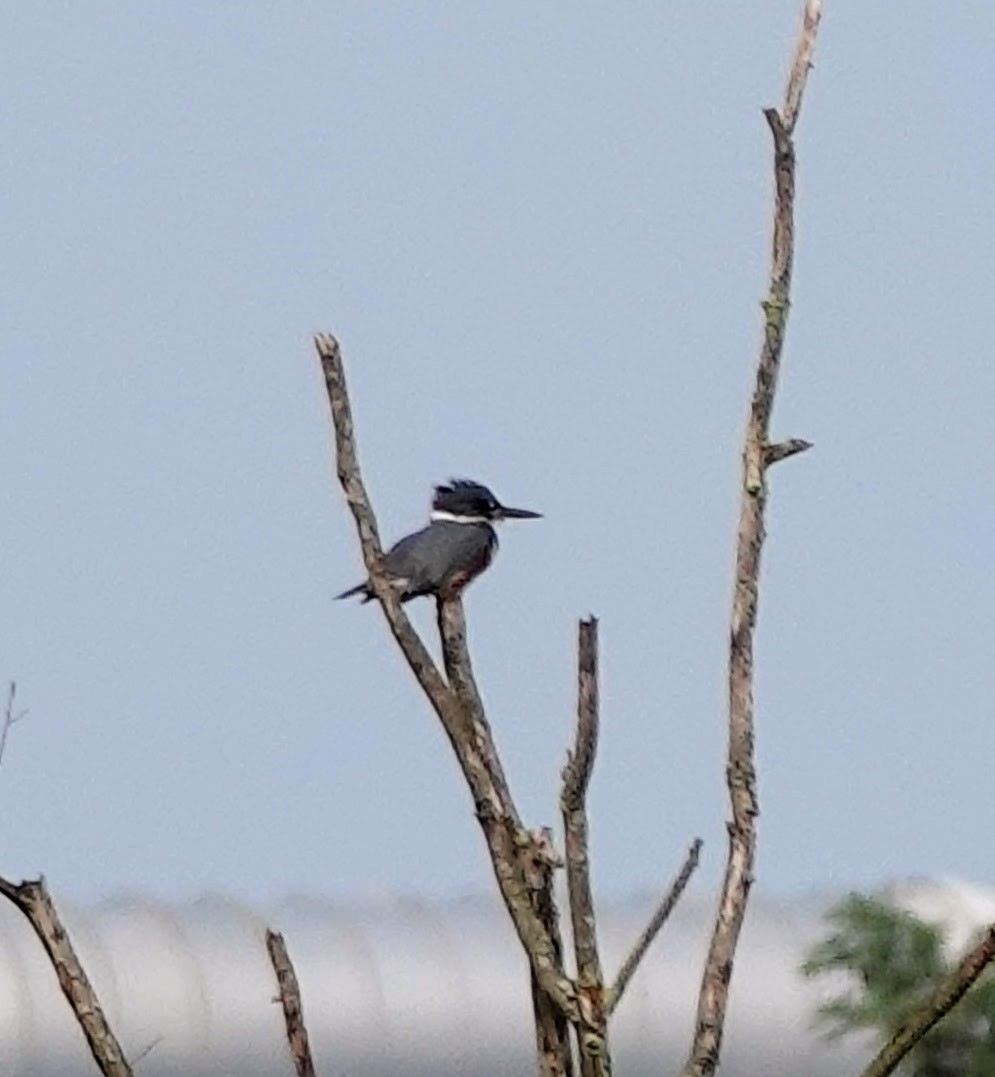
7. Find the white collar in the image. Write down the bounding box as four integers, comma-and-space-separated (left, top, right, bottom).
431, 510, 491, 525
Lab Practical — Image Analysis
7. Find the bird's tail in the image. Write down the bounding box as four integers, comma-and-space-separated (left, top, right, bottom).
334, 581, 373, 602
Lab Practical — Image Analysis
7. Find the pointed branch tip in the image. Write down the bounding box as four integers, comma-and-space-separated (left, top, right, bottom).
764, 438, 813, 466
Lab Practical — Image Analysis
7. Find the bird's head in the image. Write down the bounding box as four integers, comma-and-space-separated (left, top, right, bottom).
430, 479, 542, 524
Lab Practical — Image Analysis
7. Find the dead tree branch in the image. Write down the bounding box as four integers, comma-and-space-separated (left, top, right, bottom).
681, 3, 821, 1075
562, 618, 602, 988
316, 333, 582, 1043
266, 929, 317, 1077
859, 923, 995, 1077
561, 617, 609, 1075
609, 838, 702, 1015
0, 875, 133, 1076
436, 597, 518, 817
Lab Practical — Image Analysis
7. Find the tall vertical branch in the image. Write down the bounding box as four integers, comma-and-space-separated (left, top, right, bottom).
681, 4, 821, 1075
561, 618, 609, 1075
563, 618, 602, 986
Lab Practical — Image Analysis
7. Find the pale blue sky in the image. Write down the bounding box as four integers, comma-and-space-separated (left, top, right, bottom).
2, 2, 993, 905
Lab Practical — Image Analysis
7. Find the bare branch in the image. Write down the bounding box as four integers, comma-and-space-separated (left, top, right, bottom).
266, 929, 317, 1077
681, 4, 822, 1075
859, 923, 995, 1077
781, 0, 823, 134
0, 875, 133, 1076
436, 596, 517, 819
562, 618, 600, 818
608, 838, 702, 1015
0, 681, 29, 768
561, 618, 609, 1074
562, 618, 601, 982
317, 333, 581, 1030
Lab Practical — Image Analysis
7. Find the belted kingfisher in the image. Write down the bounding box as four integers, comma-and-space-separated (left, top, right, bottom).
336, 479, 541, 603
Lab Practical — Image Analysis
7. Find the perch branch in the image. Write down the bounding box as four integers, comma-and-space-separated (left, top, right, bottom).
436, 596, 518, 820
266, 929, 317, 1077
681, 3, 821, 1075
317, 333, 581, 1030
561, 618, 609, 1074
859, 923, 995, 1077
0, 875, 133, 1076
609, 838, 702, 1015
315, 334, 449, 700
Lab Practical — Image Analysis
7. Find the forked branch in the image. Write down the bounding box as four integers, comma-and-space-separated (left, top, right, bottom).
681, 4, 821, 1075
434, 595, 578, 1069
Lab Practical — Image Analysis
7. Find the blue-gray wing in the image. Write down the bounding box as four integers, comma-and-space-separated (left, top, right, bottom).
337, 521, 497, 602
334, 528, 432, 602
384, 522, 497, 598
380, 527, 432, 589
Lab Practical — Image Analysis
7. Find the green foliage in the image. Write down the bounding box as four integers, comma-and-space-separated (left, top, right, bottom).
802, 892, 995, 1077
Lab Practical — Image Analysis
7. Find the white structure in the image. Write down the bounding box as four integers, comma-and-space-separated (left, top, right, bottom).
1, 880, 990, 1076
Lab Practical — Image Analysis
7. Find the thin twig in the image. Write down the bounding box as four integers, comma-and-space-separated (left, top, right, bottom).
609, 838, 702, 1015
681, 4, 821, 1075
561, 618, 609, 1075
0, 681, 29, 768
859, 923, 995, 1077
0, 875, 133, 1076
266, 929, 317, 1077
316, 333, 581, 1030
129, 1036, 163, 1068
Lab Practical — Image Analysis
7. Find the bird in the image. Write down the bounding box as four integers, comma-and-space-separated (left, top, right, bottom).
335, 479, 542, 604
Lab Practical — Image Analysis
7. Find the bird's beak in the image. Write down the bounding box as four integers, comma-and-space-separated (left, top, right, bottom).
496, 505, 543, 520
